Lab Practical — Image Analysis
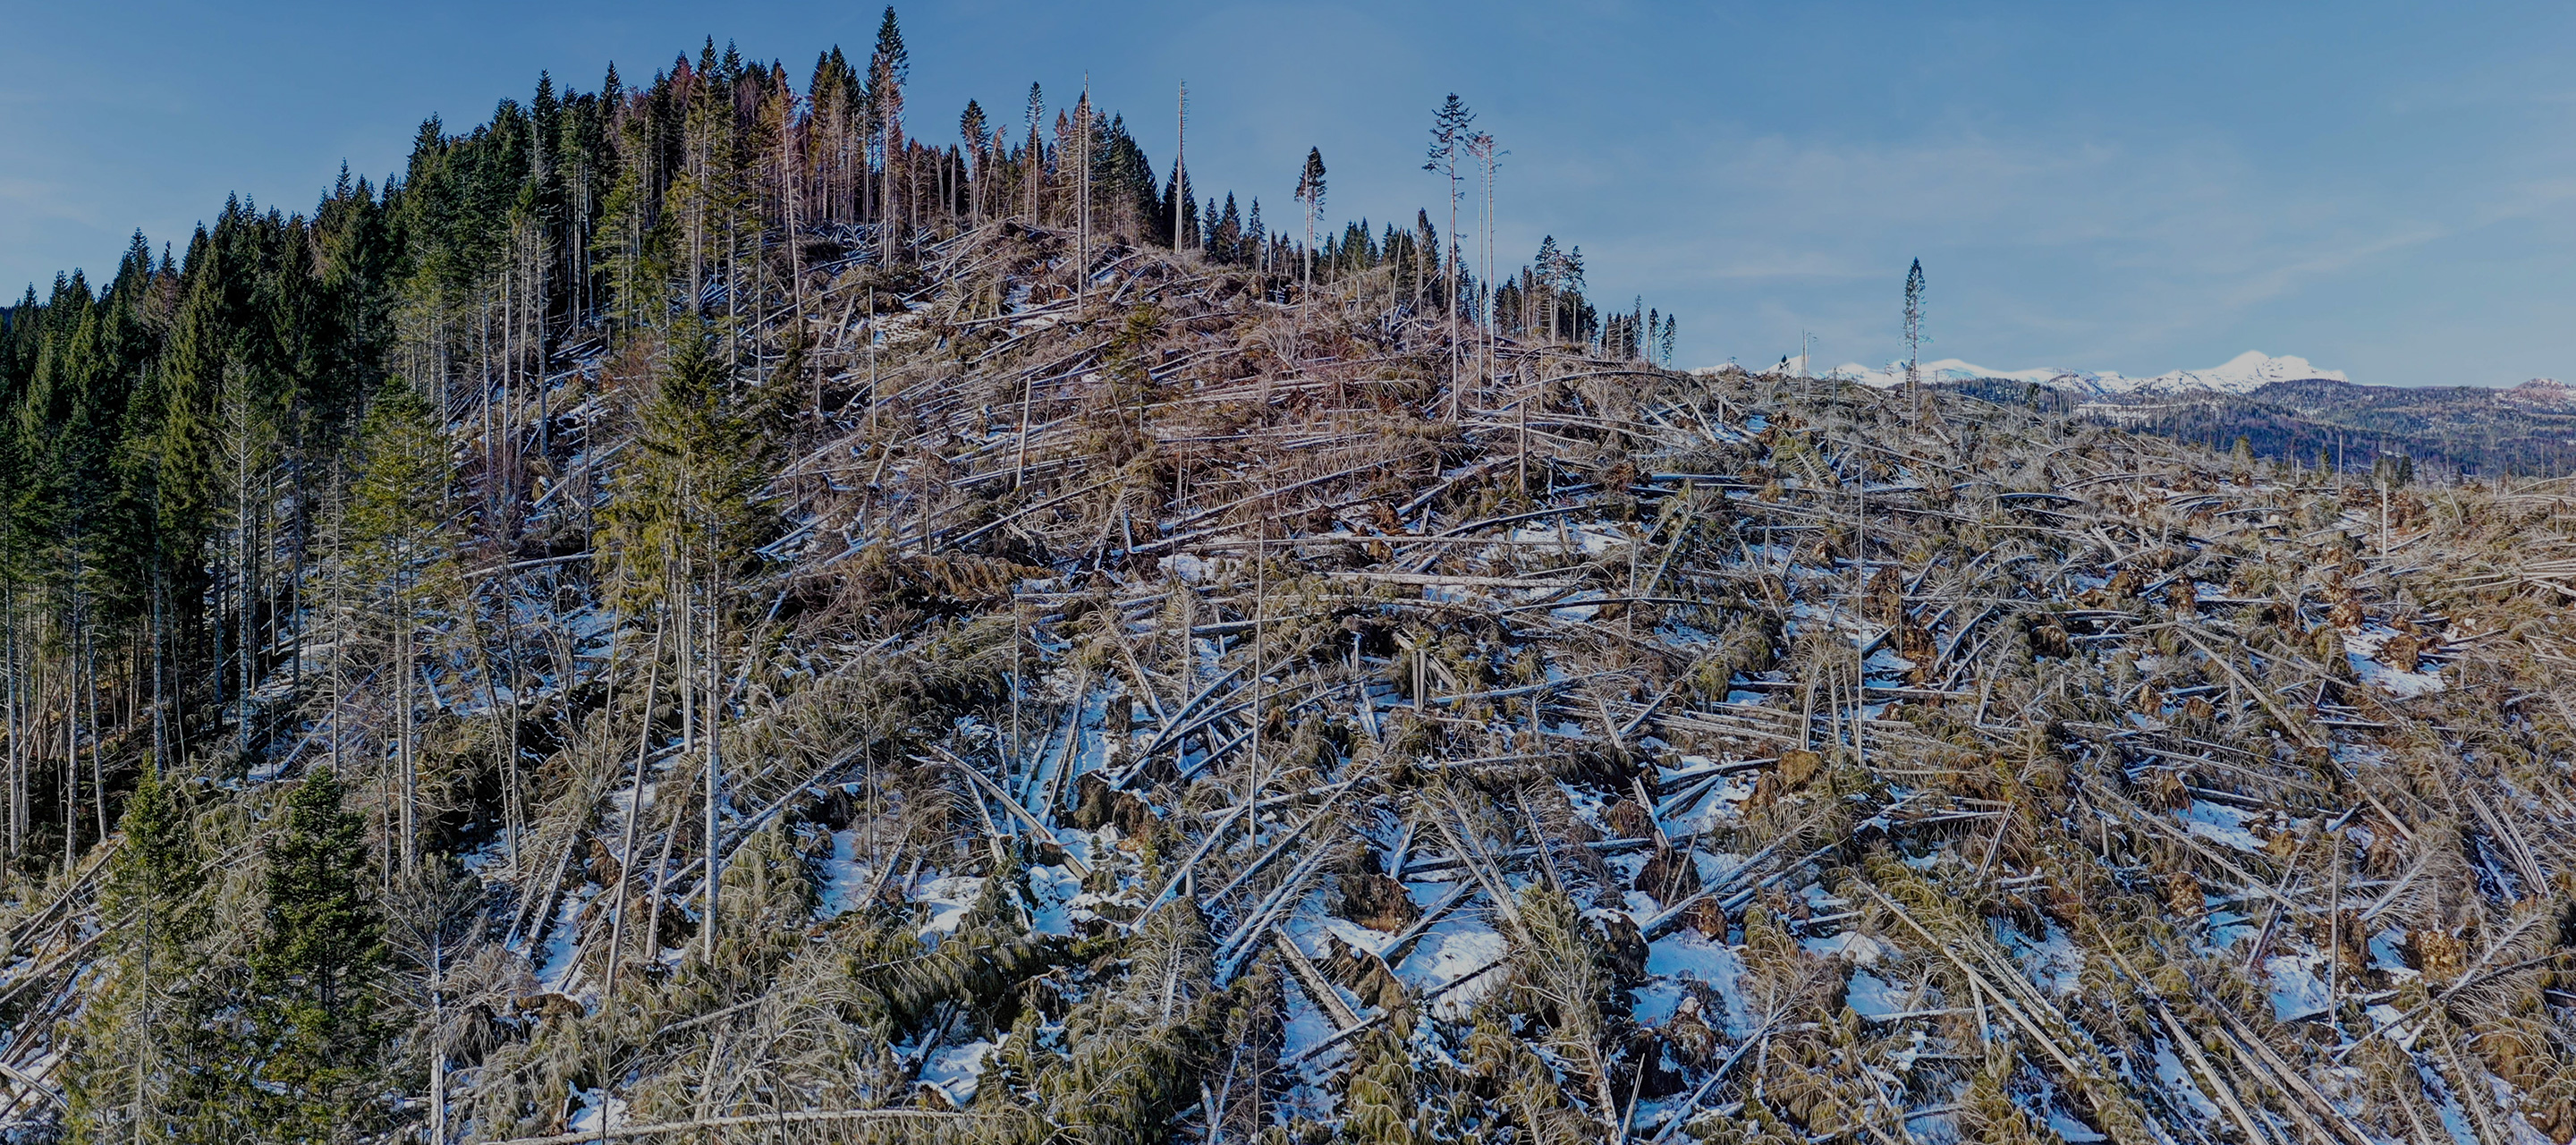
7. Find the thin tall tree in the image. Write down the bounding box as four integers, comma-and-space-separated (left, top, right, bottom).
1294, 148, 1326, 296
1467, 130, 1500, 384
1425, 95, 1474, 416
1903, 258, 1925, 403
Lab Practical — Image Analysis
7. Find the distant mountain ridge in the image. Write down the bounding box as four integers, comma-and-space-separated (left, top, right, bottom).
1914, 369, 2576, 478
1797, 351, 2576, 474
1832, 350, 2346, 396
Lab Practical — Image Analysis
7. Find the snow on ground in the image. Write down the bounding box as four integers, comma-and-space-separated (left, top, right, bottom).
2004, 921, 2085, 997
1392, 901, 1510, 1017
2370, 928, 2418, 980
2047, 1108, 2111, 1142
1843, 970, 1907, 1019
1646, 932, 1752, 1035
1025, 861, 1083, 937
533, 889, 593, 999
1632, 975, 1690, 1025
911, 875, 987, 945
2206, 905, 2258, 952
1801, 930, 1885, 963
2264, 953, 2331, 1021
566, 1085, 627, 1134
2343, 626, 2446, 698
2155, 1045, 2224, 1119
1505, 521, 1635, 557
918, 1039, 996, 1106
1279, 987, 1342, 1063
2181, 800, 2267, 852
813, 827, 875, 920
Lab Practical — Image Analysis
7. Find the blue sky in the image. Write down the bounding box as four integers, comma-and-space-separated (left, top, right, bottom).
4, 1, 2572, 386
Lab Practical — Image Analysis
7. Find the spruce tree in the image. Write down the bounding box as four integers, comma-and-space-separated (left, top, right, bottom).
347, 379, 454, 873
1424, 94, 1473, 409
600, 327, 768, 960
868, 7, 909, 244
1295, 148, 1326, 293
1532, 237, 1559, 339
64, 766, 208, 1142
1903, 257, 1925, 401
959, 99, 989, 225
252, 764, 387, 1140
1024, 82, 1046, 224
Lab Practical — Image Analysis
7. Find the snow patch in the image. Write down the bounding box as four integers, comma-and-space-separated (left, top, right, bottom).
533, 890, 591, 999
2181, 801, 2266, 852
1402, 923, 1509, 1016
1025, 861, 1083, 937
2264, 953, 2331, 1022
2006, 921, 2086, 997
1648, 932, 1752, 1034
2046, 1109, 2110, 1142
1844, 971, 1906, 1018
918, 1039, 996, 1106
567, 1085, 627, 1135
2343, 627, 2446, 698
1802, 930, 1885, 963
912, 875, 987, 944
813, 829, 874, 920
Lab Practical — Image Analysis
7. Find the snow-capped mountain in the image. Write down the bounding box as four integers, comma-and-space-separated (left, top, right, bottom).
1826, 350, 2346, 397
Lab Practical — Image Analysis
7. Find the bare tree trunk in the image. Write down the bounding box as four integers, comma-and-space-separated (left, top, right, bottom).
85, 619, 103, 842
702, 570, 723, 961
150, 569, 166, 775
63, 665, 75, 870
399, 586, 417, 874
5, 575, 20, 873
605, 615, 665, 998
1447, 166, 1461, 420
1078, 83, 1089, 308
430, 929, 447, 1145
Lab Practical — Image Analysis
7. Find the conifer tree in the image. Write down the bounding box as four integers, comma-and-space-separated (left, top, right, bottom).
959, 99, 989, 226
253, 764, 386, 1140
0, 287, 27, 870
1425, 94, 1473, 408
64, 765, 207, 1142
1467, 129, 1499, 377
600, 327, 768, 960
868, 7, 909, 247
1295, 148, 1326, 294
347, 378, 453, 873
1903, 257, 1925, 401
593, 123, 665, 339
1533, 236, 1563, 343
1343, 1022, 1422, 1145
1024, 83, 1046, 223
1075, 84, 1094, 294
385, 854, 487, 1145
1244, 197, 1264, 272
1558, 244, 1585, 341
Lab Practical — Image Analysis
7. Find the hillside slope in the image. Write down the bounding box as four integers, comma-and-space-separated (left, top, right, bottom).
12, 223, 2576, 1143
5, 41, 2576, 1145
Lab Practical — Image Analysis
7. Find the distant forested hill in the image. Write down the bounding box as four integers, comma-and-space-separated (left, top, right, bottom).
1936, 373, 2576, 478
